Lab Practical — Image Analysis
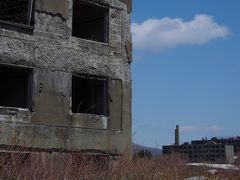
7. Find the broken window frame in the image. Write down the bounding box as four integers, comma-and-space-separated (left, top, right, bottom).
72, 0, 109, 43
71, 74, 109, 116
0, 64, 33, 110
0, 0, 34, 34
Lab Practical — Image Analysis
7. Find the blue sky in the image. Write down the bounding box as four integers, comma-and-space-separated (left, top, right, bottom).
132, 0, 240, 148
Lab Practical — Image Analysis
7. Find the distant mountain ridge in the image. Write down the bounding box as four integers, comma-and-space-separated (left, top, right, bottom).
132, 143, 162, 157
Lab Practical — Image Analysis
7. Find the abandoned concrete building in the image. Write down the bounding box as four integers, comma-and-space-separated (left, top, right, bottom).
163, 126, 234, 163
0, 0, 132, 156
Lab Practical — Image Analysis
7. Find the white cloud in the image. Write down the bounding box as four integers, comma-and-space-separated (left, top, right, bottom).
181, 125, 224, 133
132, 14, 230, 52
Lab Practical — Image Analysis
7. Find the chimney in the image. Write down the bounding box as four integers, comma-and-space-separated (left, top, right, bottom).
175, 125, 180, 146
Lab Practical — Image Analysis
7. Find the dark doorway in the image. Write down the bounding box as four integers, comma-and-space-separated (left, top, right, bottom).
0, 65, 32, 109
72, 0, 108, 43
72, 76, 108, 116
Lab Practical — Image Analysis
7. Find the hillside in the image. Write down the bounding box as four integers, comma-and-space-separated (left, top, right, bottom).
132, 143, 162, 157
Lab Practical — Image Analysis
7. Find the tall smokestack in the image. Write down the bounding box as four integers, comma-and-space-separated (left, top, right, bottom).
175, 125, 180, 146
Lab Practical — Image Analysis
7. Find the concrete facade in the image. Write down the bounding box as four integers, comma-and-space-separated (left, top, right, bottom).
0, 0, 132, 156
163, 143, 234, 164
192, 137, 240, 153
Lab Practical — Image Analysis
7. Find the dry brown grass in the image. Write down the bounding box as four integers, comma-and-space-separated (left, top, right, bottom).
0, 152, 239, 180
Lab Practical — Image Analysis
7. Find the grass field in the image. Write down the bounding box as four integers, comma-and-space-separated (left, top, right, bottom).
0, 152, 239, 180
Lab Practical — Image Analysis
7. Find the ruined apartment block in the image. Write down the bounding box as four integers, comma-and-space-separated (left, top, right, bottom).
0, 0, 132, 156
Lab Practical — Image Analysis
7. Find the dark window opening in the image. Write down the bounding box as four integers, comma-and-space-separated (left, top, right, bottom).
0, 65, 32, 109
72, 0, 108, 43
0, 0, 34, 26
72, 76, 108, 116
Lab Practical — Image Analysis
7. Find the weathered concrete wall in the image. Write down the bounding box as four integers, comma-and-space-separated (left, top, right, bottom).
0, 0, 132, 155
32, 69, 71, 126
0, 121, 131, 154
35, 0, 70, 20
